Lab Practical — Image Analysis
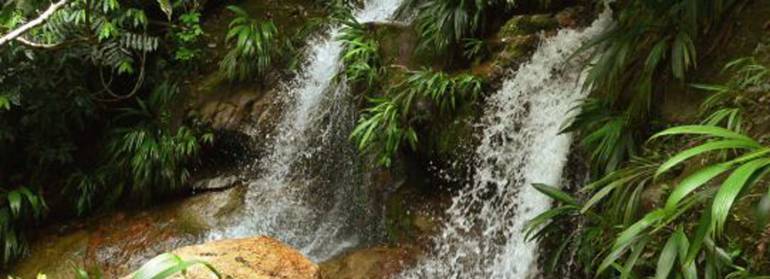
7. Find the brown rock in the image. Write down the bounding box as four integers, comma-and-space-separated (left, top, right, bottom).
320, 245, 420, 279
161, 237, 320, 279
9, 188, 248, 278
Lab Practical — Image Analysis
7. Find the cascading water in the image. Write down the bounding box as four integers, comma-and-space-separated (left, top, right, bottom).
207, 0, 404, 261
401, 11, 613, 278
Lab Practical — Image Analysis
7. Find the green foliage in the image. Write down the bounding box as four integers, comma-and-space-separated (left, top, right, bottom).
572, 0, 739, 175
694, 57, 770, 132
564, 99, 636, 175
219, 6, 278, 82
129, 253, 221, 279
68, 253, 219, 279
0, 187, 46, 265
351, 68, 483, 166
0, 0, 215, 266
65, 169, 108, 216
107, 83, 212, 200
337, 11, 382, 89
462, 38, 489, 63
397, 0, 502, 57
650, 126, 767, 237
530, 125, 770, 277
582, 0, 736, 97
172, 11, 205, 62
392, 69, 482, 114
351, 97, 417, 167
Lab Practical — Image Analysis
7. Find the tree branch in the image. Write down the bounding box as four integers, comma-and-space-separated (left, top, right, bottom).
0, 0, 70, 47
14, 37, 62, 48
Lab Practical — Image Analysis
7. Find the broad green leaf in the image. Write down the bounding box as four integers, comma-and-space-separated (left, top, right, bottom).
674, 228, 697, 279
532, 183, 577, 205
131, 253, 220, 279
685, 210, 712, 265
598, 210, 665, 275
655, 232, 679, 279
581, 174, 638, 214
650, 125, 757, 143
656, 139, 760, 177
664, 163, 732, 211
757, 189, 770, 229
524, 205, 578, 240
614, 209, 666, 252
620, 237, 647, 279
712, 158, 770, 237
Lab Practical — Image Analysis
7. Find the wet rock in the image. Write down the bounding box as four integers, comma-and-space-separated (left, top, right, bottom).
9, 230, 90, 278
498, 14, 558, 38
8, 187, 247, 278
384, 167, 449, 243
136, 237, 321, 279
191, 173, 242, 191
320, 245, 420, 279
84, 212, 199, 277
475, 33, 540, 83
372, 22, 421, 68
555, 6, 588, 29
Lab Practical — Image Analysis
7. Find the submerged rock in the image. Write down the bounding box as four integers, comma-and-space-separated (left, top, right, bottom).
138, 237, 321, 279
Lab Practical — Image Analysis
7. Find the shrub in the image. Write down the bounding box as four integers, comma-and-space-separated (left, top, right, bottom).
219, 6, 278, 82
351, 69, 483, 166
529, 125, 770, 277
571, 0, 740, 175
107, 83, 213, 200
0, 187, 46, 265
337, 11, 382, 89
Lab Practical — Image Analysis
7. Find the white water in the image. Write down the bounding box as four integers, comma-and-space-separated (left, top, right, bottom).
207, 0, 404, 261
401, 11, 613, 278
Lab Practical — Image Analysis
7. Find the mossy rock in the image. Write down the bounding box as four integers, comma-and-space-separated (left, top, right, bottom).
372, 22, 436, 69
419, 100, 481, 189
485, 35, 540, 79
426, 104, 477, 161
497, 14, 558, 39
382, 160, 445, 243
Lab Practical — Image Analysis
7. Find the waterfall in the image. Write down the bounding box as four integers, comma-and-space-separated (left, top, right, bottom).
207, 0, 404, 262
401, 11, 613, 278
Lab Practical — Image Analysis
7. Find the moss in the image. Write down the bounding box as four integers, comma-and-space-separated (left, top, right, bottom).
372, 22, 448, 69
384, 186, 417, 242
432, 104, 476, 158
497, 14, 558, 38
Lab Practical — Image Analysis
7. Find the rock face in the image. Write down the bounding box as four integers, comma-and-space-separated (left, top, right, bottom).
162, 237, 320, 279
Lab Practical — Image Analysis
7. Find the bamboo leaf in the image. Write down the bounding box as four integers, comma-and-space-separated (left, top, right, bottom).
532, 183, 577, 206
656, 139, 760, 177
650, 125, 757, 143
664, 163, 732, 211
712, 158, 770, 237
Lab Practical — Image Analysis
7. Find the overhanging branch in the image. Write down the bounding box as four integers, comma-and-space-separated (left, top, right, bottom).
0, 0, 70, 47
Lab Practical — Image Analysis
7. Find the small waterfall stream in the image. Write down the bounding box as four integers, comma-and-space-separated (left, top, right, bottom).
208, 0, 404, 262
401, 11, 612, 278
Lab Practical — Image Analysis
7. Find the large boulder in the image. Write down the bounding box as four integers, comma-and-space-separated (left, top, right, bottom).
158, 237, 320, 279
